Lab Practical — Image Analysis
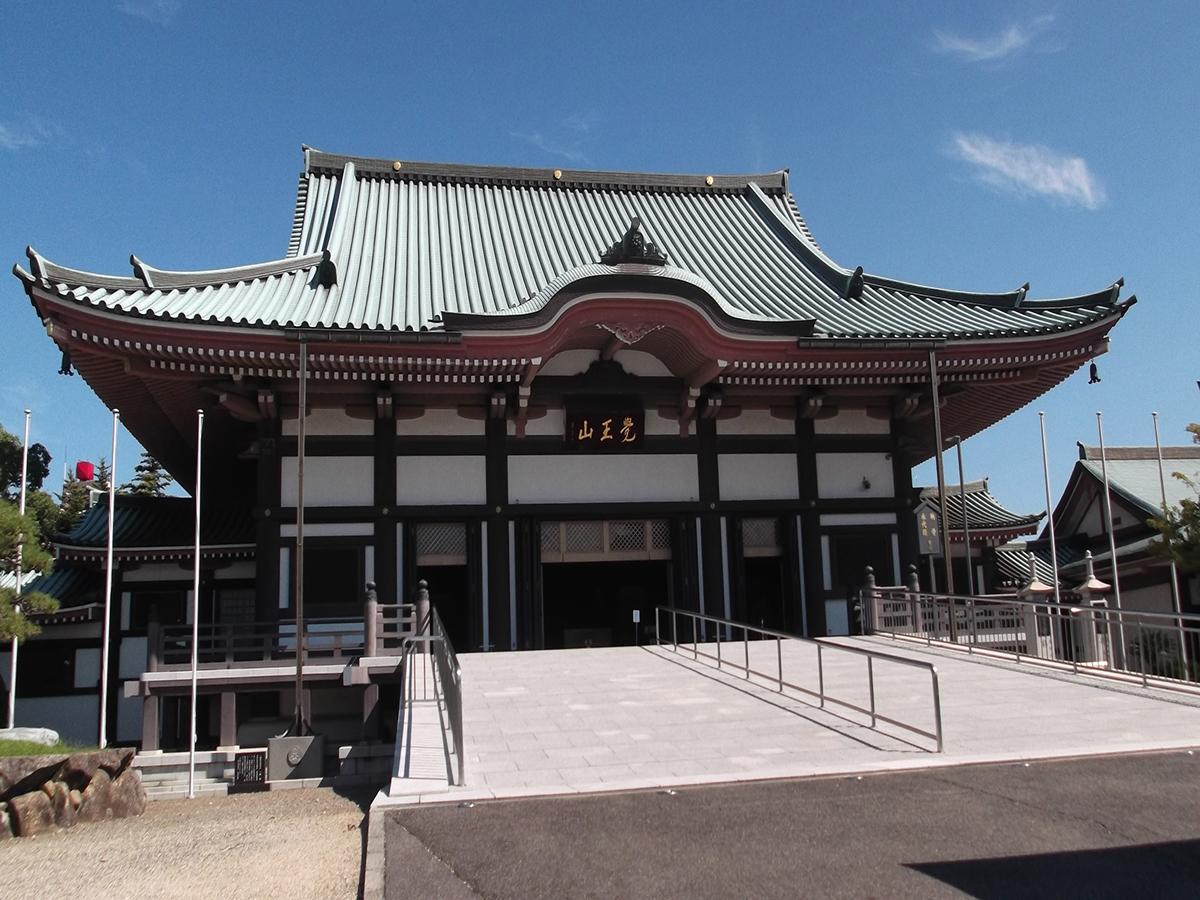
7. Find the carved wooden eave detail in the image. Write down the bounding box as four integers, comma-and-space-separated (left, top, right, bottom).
598, 217, 668, 266
375, 390, 394, 420
256, 389, 278, 420
797, 392, 837, 420
891, 392, 924, 421
699, 392, 723, 420
489, 391, 508, 420
687, 358, 729, 389
218, 391, 260, 422
677, 386, 701, 435
514, 385, 532, 437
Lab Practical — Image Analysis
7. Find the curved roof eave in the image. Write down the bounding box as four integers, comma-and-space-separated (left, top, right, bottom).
440, 263, 817, 337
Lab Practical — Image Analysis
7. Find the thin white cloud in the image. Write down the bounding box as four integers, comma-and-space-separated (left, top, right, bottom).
950, 133, 1106, 210
510, 131, 590, 165
0, 119, 60, 151
933, 15, 1055, 63
117, 0, 181, 24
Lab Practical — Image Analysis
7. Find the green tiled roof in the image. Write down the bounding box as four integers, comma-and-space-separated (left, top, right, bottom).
57, 494, 253, 551
14, 148, 1131, 341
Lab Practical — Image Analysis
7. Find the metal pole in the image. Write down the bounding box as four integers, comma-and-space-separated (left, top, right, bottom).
188, 410, 203, 799
948, 437, 974, 595
292, 343, 308, 735
928, 350, 955, 598
1037, 413, 1062, 605
7, 409, 30, 729
1147, 415, 1185, 676
1099, 415, 1123, 672
98, 409, 119, 748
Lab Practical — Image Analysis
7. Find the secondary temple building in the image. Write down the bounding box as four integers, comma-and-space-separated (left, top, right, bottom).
10, 148, 1133, 748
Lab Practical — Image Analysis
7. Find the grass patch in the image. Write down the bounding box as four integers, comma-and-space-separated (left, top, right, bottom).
0, 739, 98, 757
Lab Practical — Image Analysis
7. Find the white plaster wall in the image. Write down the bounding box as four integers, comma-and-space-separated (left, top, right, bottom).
820, 513, 897, 526
509, 455, 698, 504
1119, 584, 1175, 615
718, 454, 800, 501
117, 694, 142, 743
283, 408, 374, 436
815, 452, 895, 499
13, 695, 99, 744
397, 408, 485, 436
539, 349, 598, 376
516, 408, 566, 437
646, 410, 684, 436
215, 561, 257, 580
280, 522, 373, 538
814, 408, 891, 435
612, 349, 673, 377
119, 636, 148, 680
122, 563, 193, 583
281, 456, 374, 506
73, 648, 101, 689
397, 456, 487, 505
717, 409, 795, 436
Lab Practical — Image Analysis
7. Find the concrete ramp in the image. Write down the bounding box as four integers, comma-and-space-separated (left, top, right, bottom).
377, 652, 453, 802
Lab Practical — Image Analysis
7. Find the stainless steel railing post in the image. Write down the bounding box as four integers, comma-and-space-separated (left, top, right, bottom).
672, 608, 678, 652
817, 643, 825, 708
716, 621, 722, 670
968, 596, 977, 655
692, 617, 698, 660
777, 637, 783, 693
931, 668, 944, 753
867, 656, 876, 727
744, 627, 750, 679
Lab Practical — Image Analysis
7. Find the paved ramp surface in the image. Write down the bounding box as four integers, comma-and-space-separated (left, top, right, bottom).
384, 751, 1200, 899
437, 637, 1200, 802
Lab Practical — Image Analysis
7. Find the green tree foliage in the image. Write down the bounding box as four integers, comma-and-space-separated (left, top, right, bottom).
0, 500, 58, 641
121, 451, 173, 497
56, 472, 94, 535
94, 457, 112, 494
24, 490, 60, 547
0, 422, 51, 501
1148, 425, 1200, 574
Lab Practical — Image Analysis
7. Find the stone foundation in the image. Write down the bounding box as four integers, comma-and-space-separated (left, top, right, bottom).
0, 749, 145, 838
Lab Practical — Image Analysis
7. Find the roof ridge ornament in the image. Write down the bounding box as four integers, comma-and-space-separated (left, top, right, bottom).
600, 217, 668, 266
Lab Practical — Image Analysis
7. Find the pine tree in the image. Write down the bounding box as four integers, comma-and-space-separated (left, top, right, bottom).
0, 499, 58, 641
121, 451, 173, 497
56, 472, 94, 534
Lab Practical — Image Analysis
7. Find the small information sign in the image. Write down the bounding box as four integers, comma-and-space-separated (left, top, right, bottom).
916, 507, 941, 555
632, 609, 641, 624
232, 750, 268, 792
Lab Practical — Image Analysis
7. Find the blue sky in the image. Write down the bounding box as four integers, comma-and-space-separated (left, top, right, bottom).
1, 1, 1197, 516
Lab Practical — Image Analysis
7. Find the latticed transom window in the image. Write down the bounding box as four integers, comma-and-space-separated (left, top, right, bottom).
415, 522, 468, 566
742, 517, 781, 558
541, 520, 672, 563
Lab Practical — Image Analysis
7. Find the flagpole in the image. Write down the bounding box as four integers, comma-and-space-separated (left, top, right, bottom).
292, 342, 308, 735
7, 409, 31, 729
98, 410, 119, 748
1151, 411, 1187, 675
188, 410, 204, 799
1096, 412, 1125, 660
1037, 413, 1062, 605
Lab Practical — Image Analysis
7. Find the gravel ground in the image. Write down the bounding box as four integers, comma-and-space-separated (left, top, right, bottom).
0, 788, 369, 900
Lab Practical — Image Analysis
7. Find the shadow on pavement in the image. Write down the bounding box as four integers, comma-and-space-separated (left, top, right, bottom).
907, 838, 1200, 898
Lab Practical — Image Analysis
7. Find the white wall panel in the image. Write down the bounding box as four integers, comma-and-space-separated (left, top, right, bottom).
815, 452, 895, 499
397, 409, 485, 436
718, 454, 799, 501
717, 409, 795, 436
612, 349, 673, 377
281, 456, 374, 506
397, 456, 487, 505
516, 408, 566, 437
539, 349, 598, 376
814, 408, 890, 435
509, 455, 698, 504
819, 513, 898, 526
280, 522, 373, 538
15, 695, 99, 744
283, 408, 374, 436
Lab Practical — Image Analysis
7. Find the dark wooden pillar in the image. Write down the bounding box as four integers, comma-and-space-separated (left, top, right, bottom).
141, 610, 160, 751
104, 569, 123, 745
892, 419, 919, 583
255, 418, 282, 622
513, 517, 542, 650
362, 684, 380, 739
795, 413, 825, 636
696, 418, 725, 618
218, 691, 237, 749
374, 410, 397, 604
485, 414, 511, 651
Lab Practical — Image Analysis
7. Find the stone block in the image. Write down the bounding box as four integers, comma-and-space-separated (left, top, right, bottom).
49, 781, 75, 829
9, 790, 55, 837
0, 756, 67, 801
76, 769, 113, 823
0, 802, 10, 839
108, 769, 146, 818
267, 735, 326, 781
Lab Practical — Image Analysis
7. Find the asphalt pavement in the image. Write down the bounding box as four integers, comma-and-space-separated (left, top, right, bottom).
384, 749, 1200, 898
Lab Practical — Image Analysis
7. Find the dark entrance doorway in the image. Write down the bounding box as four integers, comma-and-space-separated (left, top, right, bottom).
411, 522, 474, 652
541, 560, 671, 649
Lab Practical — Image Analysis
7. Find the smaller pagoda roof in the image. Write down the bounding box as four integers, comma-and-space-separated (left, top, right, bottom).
919, 479, 1044, 541
1074, 444, 1200, 520
994, 543, 1060, 588
23, 567, 102, 622
55, 495, 254, 561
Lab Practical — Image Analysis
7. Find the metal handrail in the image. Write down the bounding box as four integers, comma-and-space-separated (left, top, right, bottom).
398, 606, 466, 786
655, 606, 943, 753
868, 587, 1200, 692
